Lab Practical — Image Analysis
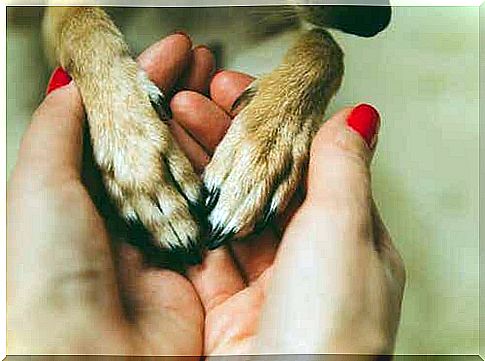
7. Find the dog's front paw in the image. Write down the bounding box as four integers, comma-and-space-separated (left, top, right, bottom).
203, 29, 344, 249
203, 86, 315, 249
85, 58, 203, 263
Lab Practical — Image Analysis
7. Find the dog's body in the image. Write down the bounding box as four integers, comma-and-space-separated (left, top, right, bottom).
43, 5, 390, 262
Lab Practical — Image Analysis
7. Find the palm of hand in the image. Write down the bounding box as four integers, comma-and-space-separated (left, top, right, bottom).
9, 33, 405, 357
168, 67, 295, 354
67, 35, 286, 356
79, 66, 284, 351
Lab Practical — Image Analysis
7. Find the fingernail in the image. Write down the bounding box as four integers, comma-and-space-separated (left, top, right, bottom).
347, 103, 381, 148
173, 30, 190, 39
193, 44, 212, 52
46, 67, 72, 95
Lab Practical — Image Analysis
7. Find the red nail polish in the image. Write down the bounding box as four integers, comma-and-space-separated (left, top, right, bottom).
46, 67, 72, 95
347, 104, 381, 147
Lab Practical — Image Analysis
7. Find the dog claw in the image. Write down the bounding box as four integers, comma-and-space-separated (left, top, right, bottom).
139, 70, 173, 120
255, 208, 277, 234
90, 64, 204, 255
149, 91, 172, 120
168, 240, 204, 266
231, 79, 259, 114
205, 187, 221, 213
206, 227, 236, 250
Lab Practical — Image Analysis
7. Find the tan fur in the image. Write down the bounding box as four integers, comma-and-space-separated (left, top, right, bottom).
44, 7, 202, 252
43, 6, 344, 253
204, 29, 343, 244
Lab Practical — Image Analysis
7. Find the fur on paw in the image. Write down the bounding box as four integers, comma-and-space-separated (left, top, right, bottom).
84, 58, 204, 263
203, 82, 318, 249
203, 29, 344, 249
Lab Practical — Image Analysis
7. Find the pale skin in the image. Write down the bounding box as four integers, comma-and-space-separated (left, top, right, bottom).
7, 34, 405, 357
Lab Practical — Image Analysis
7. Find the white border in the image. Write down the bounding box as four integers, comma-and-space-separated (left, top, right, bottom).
1, 1, 483, 359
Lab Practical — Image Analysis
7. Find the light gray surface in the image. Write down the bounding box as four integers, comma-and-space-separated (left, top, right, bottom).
6, 6, 480, 354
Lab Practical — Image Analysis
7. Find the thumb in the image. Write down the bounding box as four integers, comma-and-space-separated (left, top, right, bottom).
16, 68, 85, 182
255, 105, 383, 354
306, 104, 380, 207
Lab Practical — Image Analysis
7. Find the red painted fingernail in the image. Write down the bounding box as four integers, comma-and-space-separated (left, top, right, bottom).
46, 67, 72, 95
347, 104, 381, 148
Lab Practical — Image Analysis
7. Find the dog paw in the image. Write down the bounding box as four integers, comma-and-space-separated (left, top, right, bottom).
203, 84, 316, 249
203, 29, 344, 249
85, 58, 203, 262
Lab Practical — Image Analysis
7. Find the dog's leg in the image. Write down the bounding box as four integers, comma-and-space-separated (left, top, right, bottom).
204, 29, 344, 248
44, 7, 203, 261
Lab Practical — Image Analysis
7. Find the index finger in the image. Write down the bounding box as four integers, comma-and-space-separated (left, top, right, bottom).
209, 70, 255, 116
137, 33, 193, 93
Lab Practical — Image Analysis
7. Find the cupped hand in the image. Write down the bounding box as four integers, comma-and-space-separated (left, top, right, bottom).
179, 71, 406, 356
7, 34, 215, 356
7, 32, 406, 358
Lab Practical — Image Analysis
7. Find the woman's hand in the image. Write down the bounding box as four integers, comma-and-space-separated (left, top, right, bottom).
7, 33, 214, 356
182, 71, 406, 356
253, 105, 406, 355
7, 33, 405, 357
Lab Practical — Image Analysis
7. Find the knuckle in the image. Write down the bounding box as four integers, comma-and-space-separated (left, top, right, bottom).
312, 121, 371, 166
170, 90, 197, 108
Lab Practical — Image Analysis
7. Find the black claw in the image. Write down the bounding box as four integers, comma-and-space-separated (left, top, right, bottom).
230, 81, 258, 114
208, 225, 222, 243
168, 240, 204, 266
206, 227, 236, 250
188, 198, 208, 224
184, 240, 204, 265
124, 218, 205, 269
254, 208, 278, 234
149, 92, 172, 120
205, 187, 221, 213
201, 184, 209, 199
